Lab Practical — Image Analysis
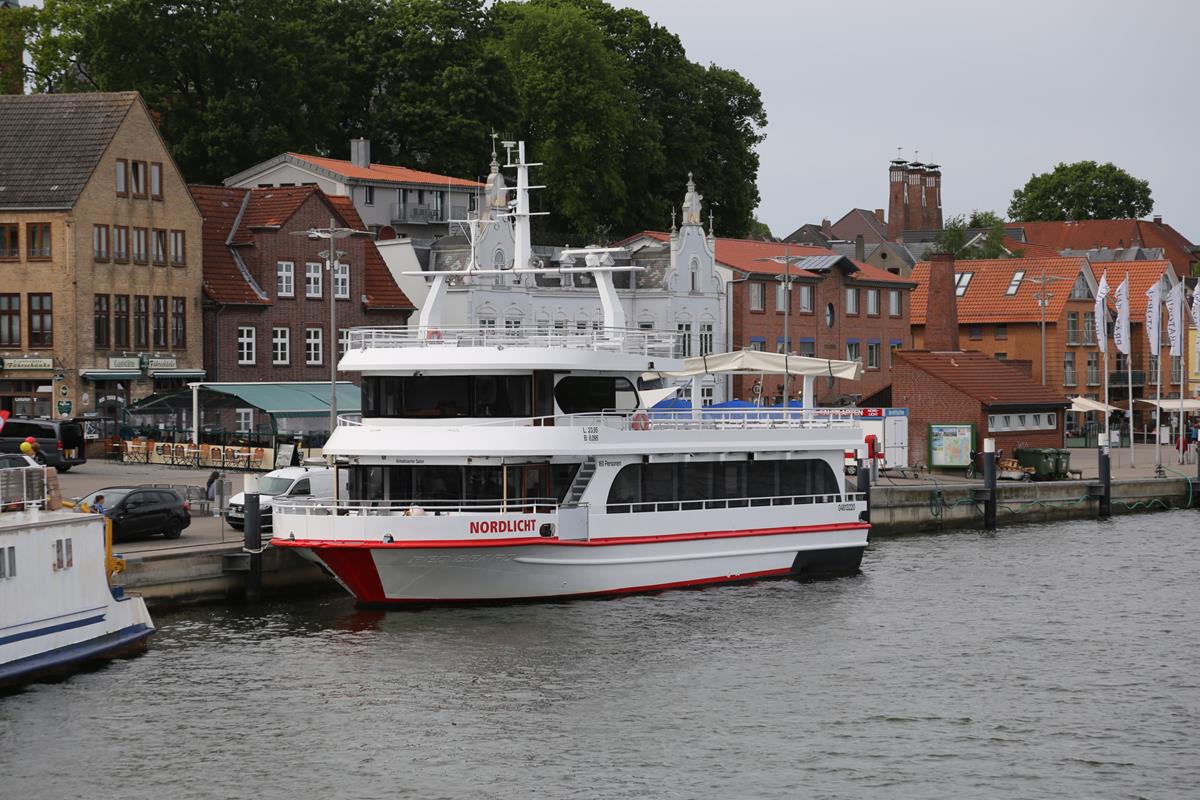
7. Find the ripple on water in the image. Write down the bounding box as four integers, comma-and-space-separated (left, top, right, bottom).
2, 512, 1199, 799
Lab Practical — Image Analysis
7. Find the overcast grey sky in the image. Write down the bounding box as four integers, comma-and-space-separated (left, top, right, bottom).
619, 0, 1199, 241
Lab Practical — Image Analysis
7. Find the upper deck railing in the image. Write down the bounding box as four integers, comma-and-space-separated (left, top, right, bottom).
346, 325, 683, 358
461, 409, 863, 432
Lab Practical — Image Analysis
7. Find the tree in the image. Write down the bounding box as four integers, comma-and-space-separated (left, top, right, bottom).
928, 212, 1009, 260
1008, 160, 1153, 221
746, 217, 774, 241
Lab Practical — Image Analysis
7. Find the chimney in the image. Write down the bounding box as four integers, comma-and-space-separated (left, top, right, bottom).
1153, 215, 1163, 225
821, 217, 832, 237
855, 233, 865, 261
887, 158, 909, 241
874, 208, 886, 226
925, 253, 959, 352
350, 138, 371, 169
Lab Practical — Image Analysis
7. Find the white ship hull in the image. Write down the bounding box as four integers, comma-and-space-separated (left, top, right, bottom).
279, 522, 868, 604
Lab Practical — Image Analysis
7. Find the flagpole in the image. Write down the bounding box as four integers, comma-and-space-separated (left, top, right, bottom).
1125, 273, 1135, 466
1154, 310, 1162, 470
1181, 285, 1188, 464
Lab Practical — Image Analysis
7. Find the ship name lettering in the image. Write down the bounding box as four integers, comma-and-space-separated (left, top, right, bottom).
469, 519, 538, 535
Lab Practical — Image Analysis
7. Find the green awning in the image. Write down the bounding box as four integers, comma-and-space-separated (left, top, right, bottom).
197, 382, 361, 416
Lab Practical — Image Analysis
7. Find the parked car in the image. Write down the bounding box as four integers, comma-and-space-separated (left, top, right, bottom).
77, 486, 191, 541
226, 466, 344, 531
0, 454, 41, 469
0, 417, 87, 471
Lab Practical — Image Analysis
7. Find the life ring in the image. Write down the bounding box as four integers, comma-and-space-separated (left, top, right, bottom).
631, 411, 651, 431
425, 328, 443, 341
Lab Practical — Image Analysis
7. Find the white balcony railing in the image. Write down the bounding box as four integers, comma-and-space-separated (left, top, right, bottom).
347, 325, 684, 358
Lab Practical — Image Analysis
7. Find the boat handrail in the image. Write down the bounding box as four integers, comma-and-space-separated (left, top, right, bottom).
346, 325, 682, 358
0, 465, 49, 511
273, 496, 561, 516
459, 409, 861, 431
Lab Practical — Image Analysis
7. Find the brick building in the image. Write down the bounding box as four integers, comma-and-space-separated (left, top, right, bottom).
910, 256, 1182, 429
0, 92, 204, 424
716, 241, 915, 405
886, 157, 942, 240
192, 184, 412, 433
1010, 219, 1198, 278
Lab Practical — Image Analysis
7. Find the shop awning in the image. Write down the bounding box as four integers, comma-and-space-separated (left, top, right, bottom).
152, 370, 207, 378
1070, 396, 1118, 413
81, 370, 143, 380
1136, 398, 1200, 411
191, 382, 361, 417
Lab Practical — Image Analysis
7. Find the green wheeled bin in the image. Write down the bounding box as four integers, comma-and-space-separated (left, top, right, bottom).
1052, 448, 1071, 479
1014, 447, 1057, 480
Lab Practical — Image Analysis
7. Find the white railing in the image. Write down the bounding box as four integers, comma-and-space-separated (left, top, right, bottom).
606, 491, 865, 515
346, 325, 682, 358
274, 496, 560, 516
462, 409, 861, 432
0, 466, 49, 510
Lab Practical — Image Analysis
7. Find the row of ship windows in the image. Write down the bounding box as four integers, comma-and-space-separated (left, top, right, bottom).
361, 375, 640, 419
606, 460, 842, 512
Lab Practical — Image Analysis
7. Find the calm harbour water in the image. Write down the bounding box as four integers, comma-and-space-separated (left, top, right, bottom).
3, 511, 1199, 800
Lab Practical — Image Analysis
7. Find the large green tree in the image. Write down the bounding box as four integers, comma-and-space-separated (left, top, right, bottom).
1008, 160, 1153, 221
928, 212, 1010, 259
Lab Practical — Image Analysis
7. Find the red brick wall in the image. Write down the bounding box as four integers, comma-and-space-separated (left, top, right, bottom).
893, 357, 1065, 466
730, 268, 913, 404
202, 192, 409, 383
924, 253, 959, 351
887, 164, 907, 240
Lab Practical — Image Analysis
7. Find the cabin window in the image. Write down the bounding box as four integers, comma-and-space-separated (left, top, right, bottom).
346, 463, 580, 506
363, 375, 533, 418
553, 376, 638, 414
0, 545, 14, 578
606, 458, 840, 513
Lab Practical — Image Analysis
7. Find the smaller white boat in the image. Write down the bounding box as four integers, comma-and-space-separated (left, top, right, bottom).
0, 467, 154, 688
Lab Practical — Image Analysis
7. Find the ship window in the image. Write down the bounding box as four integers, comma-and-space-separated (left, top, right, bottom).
606, 459, 839, 513
0, 545, 14, 578
347, 463, 581, 506
553, 376, 638, 414
363, 375, 532, 418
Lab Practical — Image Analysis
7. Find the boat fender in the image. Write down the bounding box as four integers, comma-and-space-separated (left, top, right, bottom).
631, 411, 651, 431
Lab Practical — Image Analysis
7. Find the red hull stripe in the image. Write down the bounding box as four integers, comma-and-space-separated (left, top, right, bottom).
357, 567, 798, 606
313, 546, 386, 601
273, 521, 870, 552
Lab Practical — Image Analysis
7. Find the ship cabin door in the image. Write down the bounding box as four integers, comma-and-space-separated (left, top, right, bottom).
508, 463, 551, 513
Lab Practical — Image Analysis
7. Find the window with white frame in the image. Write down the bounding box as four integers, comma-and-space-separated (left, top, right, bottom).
867, 288, 880, 315
339, 328, 350, 358
334, 263, 350, 299
479, 318, 496, 329
305, 262, 322, 297
867, 342, 881, 369
749, 282, 765, 311
700, 385, 714, 407
845, 287, 859, 314
775, 281, 787, 312
305, 327, 323, 365
699, 322, 714, 356
272, 326, 290, 364
364, 186, 375, 206
235, 408, 253, 433
846, 341, 861, 361
237, 326, 255, 364
955, 272, 973, 296
798, 284, 813, 312
277, 261, 294, 297
677, 322, 693, 357
889, 289, 901, 316
988, 412, 1056, 432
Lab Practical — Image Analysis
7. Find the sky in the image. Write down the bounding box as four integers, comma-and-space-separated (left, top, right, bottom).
618, 0, 1200, 242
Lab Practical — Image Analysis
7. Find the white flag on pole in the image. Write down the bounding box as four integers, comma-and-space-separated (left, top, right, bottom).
1190, 285, 1200, 361
1094, 271, 1110, 353
1145, 278, 1162, 357
1165, 281, 1184, 358
1113, 276, 1131, 355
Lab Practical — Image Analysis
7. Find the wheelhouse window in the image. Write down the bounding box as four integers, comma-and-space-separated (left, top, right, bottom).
554, 376, 638, 414
363, 375, 533, 418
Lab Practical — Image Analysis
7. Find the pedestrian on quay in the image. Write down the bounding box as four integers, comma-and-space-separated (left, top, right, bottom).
206, 471, 220, 502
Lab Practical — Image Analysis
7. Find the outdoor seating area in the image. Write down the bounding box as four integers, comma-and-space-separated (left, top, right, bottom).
117, 440, 269, 471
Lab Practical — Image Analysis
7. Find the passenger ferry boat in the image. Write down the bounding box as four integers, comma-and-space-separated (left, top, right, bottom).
271, 143, 869, 604
0, 469, 154, 687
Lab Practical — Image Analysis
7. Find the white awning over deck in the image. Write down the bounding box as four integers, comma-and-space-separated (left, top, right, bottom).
661, 350, 863, 381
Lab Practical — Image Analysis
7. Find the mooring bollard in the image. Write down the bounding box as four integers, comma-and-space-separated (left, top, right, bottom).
1098, 432, 1112, 519
243, 491, 263, 603
857, 457, 871, 524
982, 437, 997, 530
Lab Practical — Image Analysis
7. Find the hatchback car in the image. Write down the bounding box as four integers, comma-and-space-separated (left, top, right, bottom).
78, 486, 191, 541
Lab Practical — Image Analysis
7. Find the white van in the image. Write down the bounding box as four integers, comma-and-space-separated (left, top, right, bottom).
225, 466, 345, 531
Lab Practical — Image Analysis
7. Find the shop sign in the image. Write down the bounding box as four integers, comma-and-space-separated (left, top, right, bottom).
2, 357, 54, 370
109, 356, 142, 370
147, 357, 177, 370
57, 400, 73, 416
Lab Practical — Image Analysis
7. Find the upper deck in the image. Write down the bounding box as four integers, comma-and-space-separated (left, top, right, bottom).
340, 326, 686, 373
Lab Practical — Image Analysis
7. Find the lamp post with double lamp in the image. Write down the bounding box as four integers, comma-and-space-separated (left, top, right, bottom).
756, 248, 804, 407
1027, 266, 1066, 386
291, 218, 369, 436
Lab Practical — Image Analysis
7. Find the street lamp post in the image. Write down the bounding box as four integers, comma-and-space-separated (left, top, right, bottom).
1028, 266, 1066, 386
291, 218, 369, 437
756, 248, 801, 406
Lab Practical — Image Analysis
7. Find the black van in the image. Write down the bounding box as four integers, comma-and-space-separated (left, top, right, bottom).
0, 417, 87, 471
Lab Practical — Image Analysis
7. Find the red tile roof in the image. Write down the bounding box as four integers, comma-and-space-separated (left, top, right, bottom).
1087, 260, 1175, 323
190, 185, 268, 306
327, 196, 413, 311
910, 257, 1089, 325
1001, 236, 1058, 258
618, 231, 913, 285
235, 185, 319, 237
895, 350, 1071, 408
287, 153, 482, 189
1014, 219, 1197, 277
